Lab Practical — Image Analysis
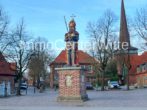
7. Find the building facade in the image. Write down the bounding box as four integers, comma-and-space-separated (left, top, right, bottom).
49, 50, 98, 88
0, 52, 16, 93
135, 53, 147, 87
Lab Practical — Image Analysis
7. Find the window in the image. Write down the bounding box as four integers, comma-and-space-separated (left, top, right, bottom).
142, 64, 146, 72
85, 65, 92, 71
144, 77, 147, 80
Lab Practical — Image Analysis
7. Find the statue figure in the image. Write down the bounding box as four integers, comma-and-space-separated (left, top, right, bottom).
65, 19, 79, 42
65, 19, 79, 66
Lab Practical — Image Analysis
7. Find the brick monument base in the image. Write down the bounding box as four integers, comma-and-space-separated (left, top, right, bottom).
55, 66, 88, 102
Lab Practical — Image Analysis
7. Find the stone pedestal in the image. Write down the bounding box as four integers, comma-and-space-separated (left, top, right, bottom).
55, 66, 88, 102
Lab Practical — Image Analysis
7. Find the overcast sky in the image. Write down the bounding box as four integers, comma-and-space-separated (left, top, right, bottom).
0, 0, 146, 54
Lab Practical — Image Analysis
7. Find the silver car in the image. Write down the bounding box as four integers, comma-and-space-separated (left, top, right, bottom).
20, 82, 28, 90
108, 81, 120, 89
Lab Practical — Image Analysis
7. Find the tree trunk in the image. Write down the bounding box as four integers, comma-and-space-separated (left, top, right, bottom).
96, 74, 99, 91
37, 74, 40, 89
101, 70, 105, 91
17, 78, 21, 95
126, 72, 130, 90
33, 75, 36, 87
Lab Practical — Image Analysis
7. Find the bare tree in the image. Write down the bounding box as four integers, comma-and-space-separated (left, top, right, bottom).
0, 6, 11, 53
86, 10, 118, 91
7, 19, 32, 95
134, 7, 147, 48
28, 37, 54, 90
29, 51, 49, 91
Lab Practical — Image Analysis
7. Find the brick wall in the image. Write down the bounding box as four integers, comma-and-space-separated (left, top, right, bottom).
56, 67, 88, 101
58, 69, 86, 97
136, 72, 147, 87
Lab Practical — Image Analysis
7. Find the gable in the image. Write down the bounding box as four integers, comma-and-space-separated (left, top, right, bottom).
50, 50, 98, 65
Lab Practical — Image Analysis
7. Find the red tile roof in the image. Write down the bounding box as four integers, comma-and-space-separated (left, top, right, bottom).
0, 62, 16, 75
0, 53, 16, 76
50, 50, 98, 65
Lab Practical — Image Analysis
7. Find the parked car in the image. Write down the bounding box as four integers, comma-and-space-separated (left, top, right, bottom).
108, 81, 120, 89
20, 82, 28, 90
86, 82, 93, 90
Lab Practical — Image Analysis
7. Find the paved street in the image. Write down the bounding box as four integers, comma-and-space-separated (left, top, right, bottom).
0, 87, 147, 110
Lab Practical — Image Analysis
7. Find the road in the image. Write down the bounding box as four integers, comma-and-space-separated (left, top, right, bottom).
0, 87, 147, 110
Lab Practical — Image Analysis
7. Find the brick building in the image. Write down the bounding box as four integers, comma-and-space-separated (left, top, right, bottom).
49, 50, 98, 88
115, 0, 147, 86
0, 52, 16, 92
135, 52, 147, 87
